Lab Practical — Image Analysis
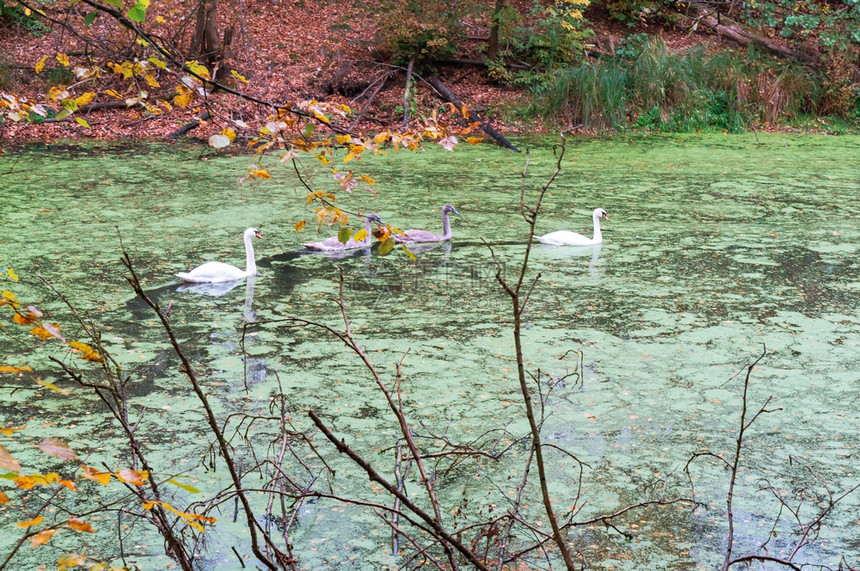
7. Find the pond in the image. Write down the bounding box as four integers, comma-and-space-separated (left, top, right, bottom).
1, 134, 858, 570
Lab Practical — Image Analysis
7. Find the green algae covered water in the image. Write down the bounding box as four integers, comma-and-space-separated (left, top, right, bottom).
1, 134, 858, 569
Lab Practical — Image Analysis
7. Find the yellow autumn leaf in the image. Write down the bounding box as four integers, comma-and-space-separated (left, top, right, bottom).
252, 169, 271, 179
57, 553, 87, 570
353, 229, 368, 243
0, 443, 21, 473
166, 478, 201, 494
67, 340, 103, 362
144, 74, 160, 88
75, 117, 90, 128
230, 69, 248, 84
311, 110, 330, 123
0, 365, 32, 374
116, 469, 148, 486
358, 174, 375, 186
6, 268, 18, 281
159, 502, 210, 532
185, 60, 210, 79
75, 92, 95, 107
148, 55, 166, 69
30, 323, 64, 341
343, 152, 355, 163
0, 425, 25, 437
0, 491, 8, 505
58, 478, 76, 491
34, 56, 48, 73
335, 134, 352, 144
294, 220, 306, 232
315, 153, 331, 165
67, 517, 96, 533
35, 377, 73, 395
38, 437, 80, 461
29, 528, 55, 547
16, 516, 44, 528
104, 89, 122, 99
14, 475, 36, 489
13, 311, 39, 325
173, 91, 193, 108
222, 127, 236, 142
378, 237, 395, 256
56, 53, 70, 67
80, 465, 111, 486
466, 136, 484, 145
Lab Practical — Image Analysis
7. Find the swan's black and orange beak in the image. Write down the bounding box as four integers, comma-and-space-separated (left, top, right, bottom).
255, 230, 263, 239
601, 212, 610, 220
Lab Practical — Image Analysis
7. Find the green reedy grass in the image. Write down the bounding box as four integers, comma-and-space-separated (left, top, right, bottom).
530, 38, 856, 133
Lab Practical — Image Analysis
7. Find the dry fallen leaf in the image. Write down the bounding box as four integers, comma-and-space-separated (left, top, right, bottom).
37, 437, 79, 461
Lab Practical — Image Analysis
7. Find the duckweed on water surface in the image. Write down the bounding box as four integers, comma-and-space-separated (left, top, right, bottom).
1, 134, 858, 569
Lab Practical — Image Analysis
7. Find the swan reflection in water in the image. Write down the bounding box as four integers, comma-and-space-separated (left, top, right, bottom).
176, 275, 265, 389
176, 280, 245, 297
404, 241, 453, 256
534, 242, 604, 280
175, 276, 258, 321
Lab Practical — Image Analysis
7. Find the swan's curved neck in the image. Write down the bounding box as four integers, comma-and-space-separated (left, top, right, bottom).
244, 233, 257, 276
591, 213, 603, 243
441, 212, 452, 239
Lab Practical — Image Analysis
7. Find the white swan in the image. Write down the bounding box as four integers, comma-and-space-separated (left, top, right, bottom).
534, 208, 609, 246
394, 204, 459, 244
177, 227, 262, 283
304, 213, 383, 251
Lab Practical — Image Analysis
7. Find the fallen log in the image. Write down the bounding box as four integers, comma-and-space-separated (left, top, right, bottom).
425, 74, 520, 153
689, 13, 820, 66
79, 100, 135, 113
168, 111, 212, 139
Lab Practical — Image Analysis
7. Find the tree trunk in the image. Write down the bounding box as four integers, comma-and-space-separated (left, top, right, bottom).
190, 0, 222, 67
487, 0, 506, 62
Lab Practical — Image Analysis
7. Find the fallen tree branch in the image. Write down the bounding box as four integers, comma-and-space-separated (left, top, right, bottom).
426, 74, 520, 152
168, 111, 212, 138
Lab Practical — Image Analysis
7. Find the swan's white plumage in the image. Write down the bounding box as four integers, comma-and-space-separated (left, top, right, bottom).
304, 213, 383, 251
535, 208, 608, 246
177, 227, 262, 283
394, 204, 460, 244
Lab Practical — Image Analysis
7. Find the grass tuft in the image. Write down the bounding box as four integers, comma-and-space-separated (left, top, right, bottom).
532, 39, 857, 132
